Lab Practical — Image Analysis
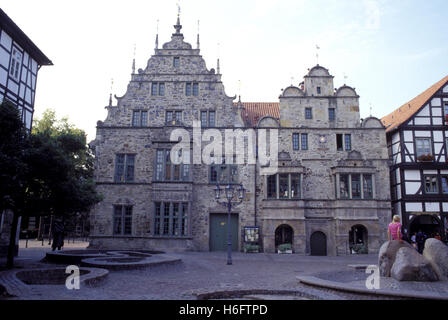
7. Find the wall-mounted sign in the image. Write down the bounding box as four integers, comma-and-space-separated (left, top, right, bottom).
244, 226, 260, 243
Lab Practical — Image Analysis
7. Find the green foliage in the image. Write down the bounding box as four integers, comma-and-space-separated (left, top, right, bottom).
243, 244, 260, 253
277, 243, 292, 252
0, 104, 102, 218
352, 244, 368, 254
0, 101, 28, 212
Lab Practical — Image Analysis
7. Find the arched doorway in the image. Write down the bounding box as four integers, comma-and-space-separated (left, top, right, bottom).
409, 214, 443, 240
349, 225, 368, 254
275, 224, 293, 249
310, 231, 327, 256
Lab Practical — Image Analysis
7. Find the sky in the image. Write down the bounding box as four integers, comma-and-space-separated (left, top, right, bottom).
2, 0, 448, 140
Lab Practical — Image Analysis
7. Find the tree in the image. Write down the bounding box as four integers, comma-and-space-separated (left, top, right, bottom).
0, 101, 29, 269
1, 106, 102, 268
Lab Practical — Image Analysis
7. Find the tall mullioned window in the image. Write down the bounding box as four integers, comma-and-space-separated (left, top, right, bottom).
113, 205, 132, 235
114, 154, 135, 183
301, 133, 308, 150
210, 157, 238, 184
200, 110, 215, 127
292, 133, 300, 150
424, 175, 438, 194
9, 47, 22, 81
337, 174, 374, 199
132, 110, 148, 127
153, 202, 188, 237
186, 82, 199, 96
266, 173, 301, 199
151, 82, 165, 96
329, 108, 335, 121
155, 149, 190, 182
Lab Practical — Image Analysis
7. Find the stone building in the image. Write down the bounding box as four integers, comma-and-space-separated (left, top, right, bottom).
381, 76, 448, 242
89, 17, 391, 255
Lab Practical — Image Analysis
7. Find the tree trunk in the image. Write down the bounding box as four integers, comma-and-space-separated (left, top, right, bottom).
6, 212, 19, 269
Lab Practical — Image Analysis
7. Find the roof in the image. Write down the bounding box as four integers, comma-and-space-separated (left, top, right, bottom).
381, 75, 448, 133
0, 8, 53, 66
234, 102, 280, 127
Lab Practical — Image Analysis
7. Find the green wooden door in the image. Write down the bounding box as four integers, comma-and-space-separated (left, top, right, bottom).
209, 213, 239, 251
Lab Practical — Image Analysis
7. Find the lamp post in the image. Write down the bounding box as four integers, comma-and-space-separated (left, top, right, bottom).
214, 184, 246, 265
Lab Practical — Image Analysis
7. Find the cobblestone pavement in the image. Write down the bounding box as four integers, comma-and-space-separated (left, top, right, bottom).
0, 240, 446, 300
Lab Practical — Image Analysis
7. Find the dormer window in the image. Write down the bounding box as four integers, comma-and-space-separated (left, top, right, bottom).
173, 57, 180, 68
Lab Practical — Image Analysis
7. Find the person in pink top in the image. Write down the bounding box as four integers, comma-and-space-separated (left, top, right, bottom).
388, 215, 403, 242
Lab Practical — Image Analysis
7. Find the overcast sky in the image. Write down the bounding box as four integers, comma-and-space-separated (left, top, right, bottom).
2, 0, 448, 140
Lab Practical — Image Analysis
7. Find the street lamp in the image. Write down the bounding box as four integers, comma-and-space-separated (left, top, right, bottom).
214, 183, 246, 265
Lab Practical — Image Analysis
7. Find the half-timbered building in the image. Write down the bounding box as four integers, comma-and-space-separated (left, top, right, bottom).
382, 76, 448, 242
0, 8, 52, 256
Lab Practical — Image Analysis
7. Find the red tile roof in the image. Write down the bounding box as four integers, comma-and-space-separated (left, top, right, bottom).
381, 76, 448, 133
234, 102, 280, 127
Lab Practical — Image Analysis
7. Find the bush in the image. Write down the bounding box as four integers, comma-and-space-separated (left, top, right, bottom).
243, 244, 260, 253
277, 243, 292, 252
352, 244, 368, 254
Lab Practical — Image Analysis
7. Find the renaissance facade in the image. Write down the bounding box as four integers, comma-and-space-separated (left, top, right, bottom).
89, 18, 391, 255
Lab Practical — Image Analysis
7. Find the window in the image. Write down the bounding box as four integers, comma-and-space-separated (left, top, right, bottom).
338, 173, 374, 199
441, 176, 448, 194
339, 174, 350, 199
424, 175, 438, 194
166, 111, 182, 124
210, 157, 238, 184
415, 138, 432, 158
151, 83, 158, 96
173, 57, 180, 68
155, 149, 190, 182
279, 174, 289, 199
166, 111, 173, 123
337, 134, 351, 151
153, 202, 188, 237
266, 173, 301, 199
186, 83, 192, 96
345, 134, 352, 151
132, 110, 147, 127
193, 83, 199, 96
329, 108, 335, 121
114, 154, 135, 183
317, 87, 321, 94
267, 175, 277, 198
351, 174, 361, 199
201, 110, 215, 127
151, 82, 165, 96
159, 83, 165, 96
337, 134, 344, 151
305, 108, 312, 119
444, 102, 448, 117
292, 133, 300, 150
363, 174, 373, 199
9, 47, 22, 81
186, 82, 199, 96
113, 205, 132, 235
301, 133, 308, 150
